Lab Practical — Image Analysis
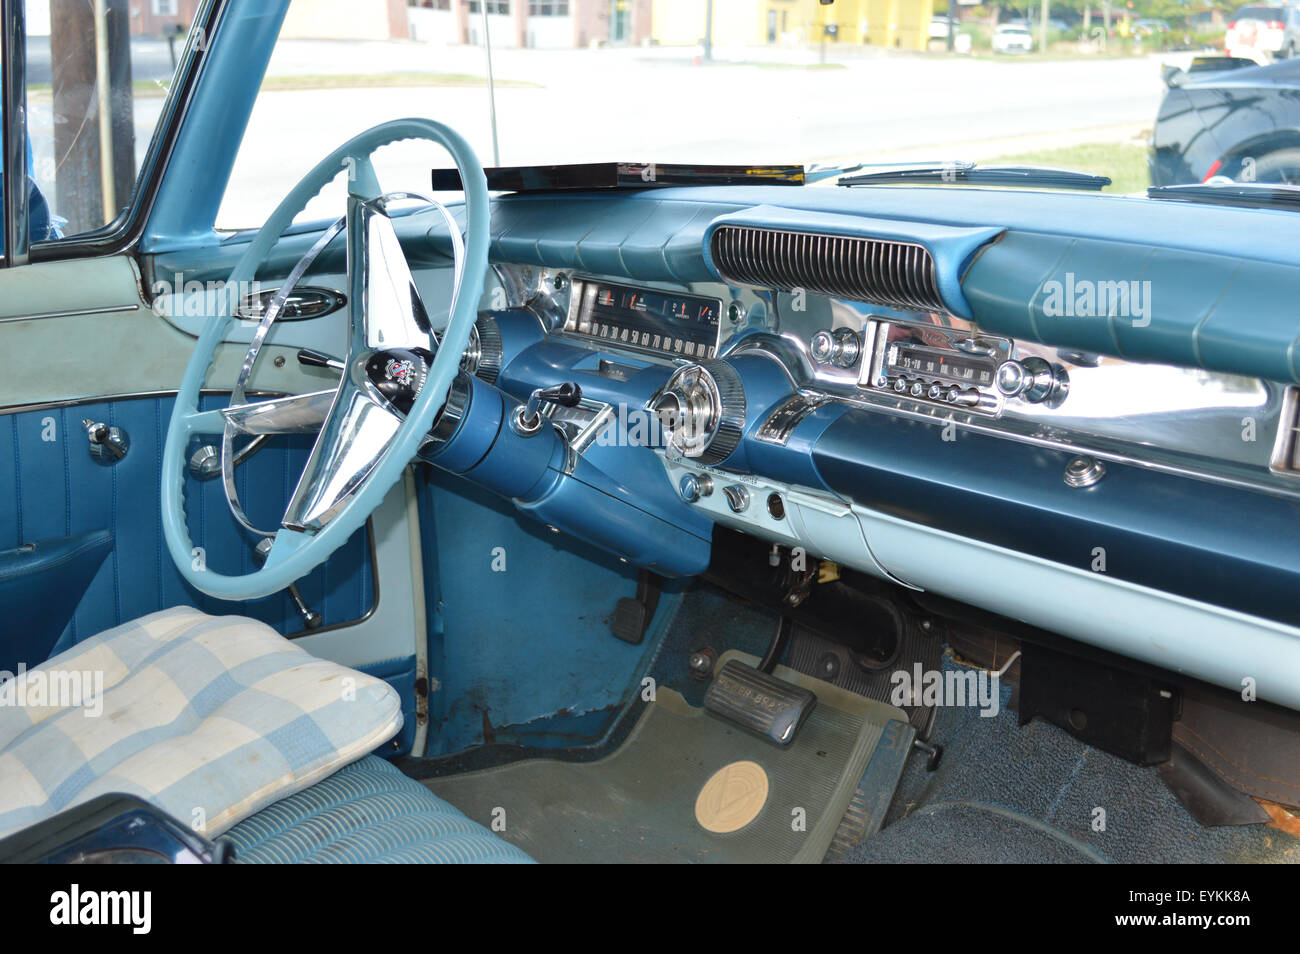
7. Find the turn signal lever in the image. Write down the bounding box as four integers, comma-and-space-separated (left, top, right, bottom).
511, 381, 582, 437
297, 348, 345, 372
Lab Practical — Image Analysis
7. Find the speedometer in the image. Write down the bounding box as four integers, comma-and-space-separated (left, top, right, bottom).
563, 278, 722, 359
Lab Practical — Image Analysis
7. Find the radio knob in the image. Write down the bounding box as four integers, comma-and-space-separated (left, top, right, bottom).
892, 377, 908, 393
909, 380, 925, 398
996, 357, 1069, 407
927, 383, 945, 401
810, 330, 837, 364
995, 360, 1029, 397
809, 328, 861, 368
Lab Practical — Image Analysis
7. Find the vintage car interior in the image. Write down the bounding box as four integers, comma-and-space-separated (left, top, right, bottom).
1, 0, 1299, 872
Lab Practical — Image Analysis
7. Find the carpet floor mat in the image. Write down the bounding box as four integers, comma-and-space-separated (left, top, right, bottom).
426, 652, 913, 863
837, 656, 1300, 864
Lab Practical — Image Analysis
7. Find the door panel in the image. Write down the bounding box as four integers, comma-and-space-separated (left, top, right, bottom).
0, 393, 374, 655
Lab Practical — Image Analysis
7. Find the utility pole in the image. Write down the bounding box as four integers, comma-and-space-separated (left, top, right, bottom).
1039, 0, 1049, 53
49, 0, 133, 233
703, 0, 714, 62
946, 0, 955, 52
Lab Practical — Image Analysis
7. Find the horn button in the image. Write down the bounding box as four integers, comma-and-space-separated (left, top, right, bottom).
365, 347, 433, 415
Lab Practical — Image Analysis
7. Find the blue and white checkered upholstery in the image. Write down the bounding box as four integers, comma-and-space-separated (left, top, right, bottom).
0, 607, 402, 840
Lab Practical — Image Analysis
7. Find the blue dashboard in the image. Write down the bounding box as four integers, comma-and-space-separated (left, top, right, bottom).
154, 181, 1300, 710
402, 183, 1300, 710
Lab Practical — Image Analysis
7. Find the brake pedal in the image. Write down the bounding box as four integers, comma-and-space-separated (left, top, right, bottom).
704, 660, 817, 745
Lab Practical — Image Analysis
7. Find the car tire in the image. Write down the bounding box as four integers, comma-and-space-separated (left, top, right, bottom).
1246, 147, 1300, 184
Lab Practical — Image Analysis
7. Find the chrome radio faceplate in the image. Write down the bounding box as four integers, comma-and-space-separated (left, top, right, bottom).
862, 319, 1012, 414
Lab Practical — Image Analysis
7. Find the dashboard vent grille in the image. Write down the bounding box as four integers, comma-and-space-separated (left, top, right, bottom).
709, 225, 944, 313
1271, 386, 1300, 475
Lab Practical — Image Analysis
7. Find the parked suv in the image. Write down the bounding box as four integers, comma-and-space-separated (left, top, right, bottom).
1225, 4, 1300, 61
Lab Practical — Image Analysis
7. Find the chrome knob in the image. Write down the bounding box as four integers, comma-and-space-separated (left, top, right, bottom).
809, 328, 861, 368
909, 380, 925, 398
892, 377, 908, 393
679, 472, 714, 503
810, 330, 837, 364
722, 484, 750, 513
995, 359, 1030, 397
188, 445, 221, 480
650, 361, 745, 464
996, 356, 1069, 407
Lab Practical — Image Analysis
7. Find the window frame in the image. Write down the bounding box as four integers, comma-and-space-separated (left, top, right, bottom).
0, 0, 226, 268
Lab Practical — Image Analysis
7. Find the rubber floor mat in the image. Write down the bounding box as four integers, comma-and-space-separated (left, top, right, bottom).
425, 652, 912, 863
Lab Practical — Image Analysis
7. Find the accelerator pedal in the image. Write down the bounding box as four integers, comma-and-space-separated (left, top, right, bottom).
704, 659, 817, 745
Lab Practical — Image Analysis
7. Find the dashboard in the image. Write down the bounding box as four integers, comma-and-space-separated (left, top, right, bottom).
159, 183, 1300, 711
430, 186, 1300, 714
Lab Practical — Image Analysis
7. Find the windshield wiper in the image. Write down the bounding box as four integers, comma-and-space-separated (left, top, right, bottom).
804, 161, 864, 183
1147, 182, 1300, 211
838, 162, 1111, 191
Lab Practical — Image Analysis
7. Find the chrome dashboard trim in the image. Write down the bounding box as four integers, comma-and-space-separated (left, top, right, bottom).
0, 303, 141, 324
1269, 385, 1300, 475
710, 225, 944, 314
0, 387, 284, 415
492, 265, 1300, 502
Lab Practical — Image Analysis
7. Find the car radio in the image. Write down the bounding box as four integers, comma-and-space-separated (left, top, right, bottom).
860, 319, 1012, 413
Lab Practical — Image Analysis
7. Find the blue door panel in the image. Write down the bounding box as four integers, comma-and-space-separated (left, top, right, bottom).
0, 394, 374, 653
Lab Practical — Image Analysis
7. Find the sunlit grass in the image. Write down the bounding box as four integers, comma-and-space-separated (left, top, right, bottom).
984, 141, 1152, 193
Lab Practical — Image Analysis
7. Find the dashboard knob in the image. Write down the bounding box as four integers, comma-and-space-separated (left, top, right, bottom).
810, 328, 861, 369
995, 356, 1069, 407
995, 359, 1029, 396
810, 330, 838, 364
909, 380, 925, 398
722, 484, 750, 513
650, 361, 745, 464
679, 472, 713, 503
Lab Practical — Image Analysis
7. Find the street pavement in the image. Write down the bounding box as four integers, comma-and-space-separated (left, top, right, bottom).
24, 37, 1174, 230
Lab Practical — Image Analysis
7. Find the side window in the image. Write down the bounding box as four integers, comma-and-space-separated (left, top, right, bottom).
16, 0, 198, 244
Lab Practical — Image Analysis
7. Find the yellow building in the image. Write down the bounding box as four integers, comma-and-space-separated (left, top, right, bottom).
650, 0, 931, 50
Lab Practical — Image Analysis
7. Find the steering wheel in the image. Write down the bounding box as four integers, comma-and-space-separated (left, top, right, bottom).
161, 118, 489, 601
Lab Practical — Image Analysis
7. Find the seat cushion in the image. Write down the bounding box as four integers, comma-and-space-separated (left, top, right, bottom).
0, 607, 401, 840
223, 755, 535, 863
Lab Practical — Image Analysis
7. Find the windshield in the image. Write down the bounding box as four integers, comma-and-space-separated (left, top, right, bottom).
203, 0, 1300, 229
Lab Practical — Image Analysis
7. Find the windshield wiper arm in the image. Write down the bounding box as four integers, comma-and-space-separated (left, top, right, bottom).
1147, 182, 1300, 211
838, 162, 1111, 191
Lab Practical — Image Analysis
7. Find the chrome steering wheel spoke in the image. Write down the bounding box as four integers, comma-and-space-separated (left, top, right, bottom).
281, 378, 403, 532
220, 389, 338, 436
348, 193, 438, 353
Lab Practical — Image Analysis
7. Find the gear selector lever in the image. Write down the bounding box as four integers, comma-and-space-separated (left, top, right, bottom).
511, 381, 582, 437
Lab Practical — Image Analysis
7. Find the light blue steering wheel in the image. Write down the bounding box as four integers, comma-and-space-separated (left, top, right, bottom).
161, 118, 490, 601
